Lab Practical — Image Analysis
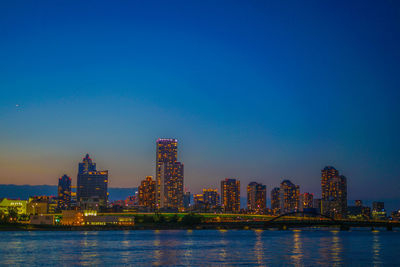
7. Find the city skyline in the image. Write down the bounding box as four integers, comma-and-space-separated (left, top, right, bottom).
1, 1, 399, 207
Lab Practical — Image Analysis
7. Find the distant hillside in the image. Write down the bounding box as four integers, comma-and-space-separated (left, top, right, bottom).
0, 184, 137, 201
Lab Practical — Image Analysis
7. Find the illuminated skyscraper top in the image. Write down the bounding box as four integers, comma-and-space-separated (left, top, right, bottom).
156, 139, 178, 164
78, 154, 96, 174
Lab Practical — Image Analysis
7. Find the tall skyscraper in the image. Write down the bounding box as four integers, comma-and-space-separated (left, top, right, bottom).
138, 176, 156, 210
221, 178, 240, 213
279, 180, 300, 214
247, 182, 266, 214
77, 154, 108, 210
155, 138, 184, 210
321, 166, 347, 218
271, 187, 280, 214
203, 188, 220, 208
57, 174, 71, 211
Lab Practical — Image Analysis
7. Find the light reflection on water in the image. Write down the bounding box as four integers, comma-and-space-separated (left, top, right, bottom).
0, 229, 399, 266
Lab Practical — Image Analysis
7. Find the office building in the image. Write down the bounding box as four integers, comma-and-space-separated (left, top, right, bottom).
77, 154, 109, 210
221, 178, 240, 213
57, 174, 72, 211
247, 182, 266, 214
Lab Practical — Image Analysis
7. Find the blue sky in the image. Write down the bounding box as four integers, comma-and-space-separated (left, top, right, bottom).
0, 1, 399, 209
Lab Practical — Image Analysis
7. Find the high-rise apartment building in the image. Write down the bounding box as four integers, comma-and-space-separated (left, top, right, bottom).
247, 182, 266, 214
77, 154, 108, 210
203, 188, 220, 208
279, 180, 300, 214
221, 178, 240, 213
321, 166, 347, 218
155, 138, 184, 210
138, 176, 156, 209
57, 174, 72, 210
271, 187, 280, 214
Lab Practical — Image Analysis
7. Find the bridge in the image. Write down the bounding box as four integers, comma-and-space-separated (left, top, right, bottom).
200, 211, 400, 231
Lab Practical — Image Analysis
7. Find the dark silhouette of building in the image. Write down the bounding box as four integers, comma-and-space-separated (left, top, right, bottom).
183, 191, 191, 209
321, 166, 347, 219
271, 187, 280, 214
77, 154, 108, 210
299, 192, 313, 211
221, 178, 240, 213
138, 176, 156, 210
247, 182, 266, 214
57, 174, 71, 210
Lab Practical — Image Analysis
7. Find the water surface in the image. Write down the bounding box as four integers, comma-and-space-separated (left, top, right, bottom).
0, 229, 399, 266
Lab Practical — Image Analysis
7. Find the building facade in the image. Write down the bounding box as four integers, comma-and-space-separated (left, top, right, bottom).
321, 166, 347, 219
203, 188, 220, 208
155, 139, 184, 210
77, 154, 109, 210
270, 187, 280, 214
299, 192, 314, 211
221, 178, 240, 213
138, 176, 156, 209
279, 180, 300, 214
247, 182, 266, 214
57, 174, 72, 211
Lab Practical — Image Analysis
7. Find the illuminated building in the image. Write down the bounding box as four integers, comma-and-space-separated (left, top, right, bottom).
61, 210, 84, 226
321, 166, 347, 219
203, 188, 220, 208
299, 192, 314, 212
347, 206, 363, 219
247, 182, 266, 214
391, 210, 400, 221
372, 201, 386, 220
155, 139, 184, 210
0, 198, 27, 215
270, 187, 280, 214
30, 215, 54, 225
279, 180, 300, 214
27, 196, 57, 215
221, 178, 240, 213
355, 200, 363, 207
193, 194, 204, 206
57, 174, 71, 211
138, 176, 156, 209
77, 154, 109, 210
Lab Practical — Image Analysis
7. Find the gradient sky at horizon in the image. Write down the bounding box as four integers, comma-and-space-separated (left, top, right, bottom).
0, 1, 399, 206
